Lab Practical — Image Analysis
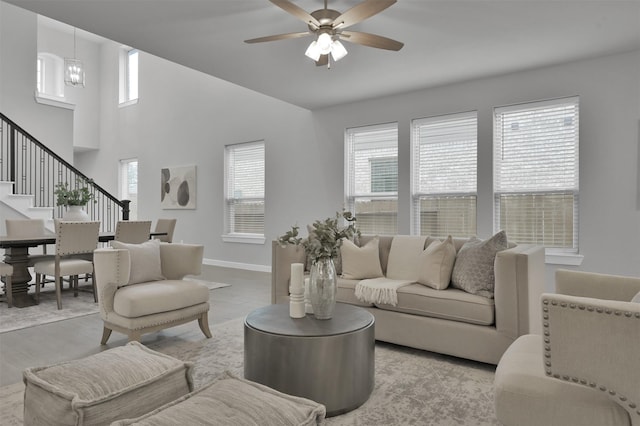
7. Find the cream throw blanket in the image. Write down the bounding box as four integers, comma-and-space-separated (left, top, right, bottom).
355, 277, 414, 306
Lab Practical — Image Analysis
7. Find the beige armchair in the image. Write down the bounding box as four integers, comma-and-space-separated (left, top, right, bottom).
495, 269, 640, 426
93, 242, 211, 344
153, 218, 177, 243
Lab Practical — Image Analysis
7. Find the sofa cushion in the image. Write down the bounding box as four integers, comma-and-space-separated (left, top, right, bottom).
417, 236, 457, 290
451, 231, 508, 298
114, 280, 210, 318
341, 237, 383, 280
386, 235, 427, 281
375, 283, 495, 325
336, 278, 374, 307
111, 239, 165, 285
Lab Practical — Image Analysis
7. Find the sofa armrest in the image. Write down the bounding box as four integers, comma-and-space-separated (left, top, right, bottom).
159, 243, 204, 280
542, 292, 640, 422
271, 241, 306, 304
556, 269, 640, 302
494, 244, 546, 339
94, 248, 131, 317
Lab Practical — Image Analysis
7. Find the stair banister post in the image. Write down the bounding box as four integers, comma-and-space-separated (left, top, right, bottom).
121, 199, 131, 221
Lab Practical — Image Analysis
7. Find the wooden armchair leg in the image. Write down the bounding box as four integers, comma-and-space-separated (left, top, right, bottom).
100, 327, 113, 345
198, 312, 213, 338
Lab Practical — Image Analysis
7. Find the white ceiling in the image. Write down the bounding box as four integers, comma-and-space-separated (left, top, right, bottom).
7, 0, 640, 110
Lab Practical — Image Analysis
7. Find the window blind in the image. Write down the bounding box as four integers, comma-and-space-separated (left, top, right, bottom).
411, 112, 477, 238
494, 97, 579, 250
225, 141, 265, 235
345, 123, 398, 235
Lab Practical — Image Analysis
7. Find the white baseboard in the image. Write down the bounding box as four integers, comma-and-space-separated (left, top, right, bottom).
203, 258, 271, 273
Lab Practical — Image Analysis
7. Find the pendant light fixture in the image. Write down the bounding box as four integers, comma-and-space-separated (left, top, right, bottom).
64, 28, 85, 87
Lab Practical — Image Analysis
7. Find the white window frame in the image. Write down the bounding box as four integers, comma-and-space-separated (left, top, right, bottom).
34, 52, 75, 110
223, 140, 265, 244
119, 47, 139, 106
411, 111, 478, 238
345, 123, 399, 235
493, 96, 581, 263
119, 158, 138, 220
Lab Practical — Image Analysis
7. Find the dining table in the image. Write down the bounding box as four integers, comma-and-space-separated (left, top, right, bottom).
0, 231, 167, 308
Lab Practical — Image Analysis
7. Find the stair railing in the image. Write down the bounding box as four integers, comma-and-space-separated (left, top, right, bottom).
0, 112, 130, 232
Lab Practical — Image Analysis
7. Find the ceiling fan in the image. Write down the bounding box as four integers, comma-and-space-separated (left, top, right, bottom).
245, 0, 404, 67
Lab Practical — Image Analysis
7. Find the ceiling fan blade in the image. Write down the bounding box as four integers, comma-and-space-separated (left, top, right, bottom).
245, 32, 311, 44
315, 55, 329, 67
334, 0, 397, 29
340, 31, 404, 51
270, 0, 321, 28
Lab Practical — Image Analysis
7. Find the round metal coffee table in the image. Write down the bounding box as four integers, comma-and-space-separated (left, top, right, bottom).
244, 302, 375, 417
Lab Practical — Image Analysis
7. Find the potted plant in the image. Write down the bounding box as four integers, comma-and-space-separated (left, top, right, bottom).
54, 180, 95, 221
278, 211, 359, 319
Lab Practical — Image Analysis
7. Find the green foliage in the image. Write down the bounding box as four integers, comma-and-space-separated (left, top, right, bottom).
278, 211, 360, 263
54, 180, 95, 206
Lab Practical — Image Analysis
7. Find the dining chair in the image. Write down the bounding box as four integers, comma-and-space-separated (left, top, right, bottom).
33, 221, 100, 309
153, 218, 177, 243
0, 262, 14, 308
114, 220, 152, 244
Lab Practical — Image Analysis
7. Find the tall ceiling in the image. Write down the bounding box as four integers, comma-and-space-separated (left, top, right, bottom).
6, 0, 640, 110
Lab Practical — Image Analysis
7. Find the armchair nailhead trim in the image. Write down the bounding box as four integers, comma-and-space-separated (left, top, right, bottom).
542, 296, 639, 418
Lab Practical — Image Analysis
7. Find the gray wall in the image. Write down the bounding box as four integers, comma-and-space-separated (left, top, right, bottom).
2, 2, 639, 289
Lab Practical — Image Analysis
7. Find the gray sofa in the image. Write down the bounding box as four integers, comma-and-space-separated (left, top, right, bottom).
272, 235, 545, 365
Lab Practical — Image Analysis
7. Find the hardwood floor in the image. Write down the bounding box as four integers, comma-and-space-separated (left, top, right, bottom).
0, 265, 271, 386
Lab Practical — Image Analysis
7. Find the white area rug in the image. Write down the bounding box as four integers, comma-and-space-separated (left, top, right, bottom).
0, 280, 231, 334
0, 317, 499, 425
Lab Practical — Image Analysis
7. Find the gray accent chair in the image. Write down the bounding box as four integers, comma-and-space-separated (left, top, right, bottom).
93, 243, 211, 344
495, 269, 640, 426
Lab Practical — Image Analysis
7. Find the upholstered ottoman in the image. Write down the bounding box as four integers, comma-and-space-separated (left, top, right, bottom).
111, 372, 326, 426
23, 342, 193, 426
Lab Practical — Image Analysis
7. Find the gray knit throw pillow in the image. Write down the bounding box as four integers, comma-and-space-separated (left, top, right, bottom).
451, 231, 508, 299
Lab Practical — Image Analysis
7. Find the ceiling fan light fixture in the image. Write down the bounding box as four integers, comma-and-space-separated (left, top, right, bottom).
317, 32, 333, 54
330, 39, 348, 61
305, 40, 321, 61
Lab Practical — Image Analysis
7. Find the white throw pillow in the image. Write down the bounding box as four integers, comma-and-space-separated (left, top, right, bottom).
111, 239, 165, 285
417, 236, 457, 290
340, 237, 383, 280
631, 291, 640, 303
386, 235, 428, 281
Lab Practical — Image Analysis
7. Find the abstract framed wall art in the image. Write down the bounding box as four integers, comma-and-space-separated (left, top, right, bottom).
161, 165, 196, 209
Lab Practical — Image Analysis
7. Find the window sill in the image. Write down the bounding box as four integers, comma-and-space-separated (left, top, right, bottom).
545, 252, 584, 266
222, 234, 265, 245
118, 99, 138, 108
34, 92, 75, 110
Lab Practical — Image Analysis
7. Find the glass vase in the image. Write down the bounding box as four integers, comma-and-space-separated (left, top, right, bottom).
309, 257, 337, 320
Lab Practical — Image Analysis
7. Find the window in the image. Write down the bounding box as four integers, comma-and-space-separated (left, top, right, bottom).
345, 123, 398, 235
36, 53, 64, 98
411, 112, 477, 238
119, 158, 138, 220
224, 141, 265, 243
494, 97, 579, 253
119, 48, 138, 104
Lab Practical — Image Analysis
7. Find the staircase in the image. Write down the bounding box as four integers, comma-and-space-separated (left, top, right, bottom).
0, 112, 129, 232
